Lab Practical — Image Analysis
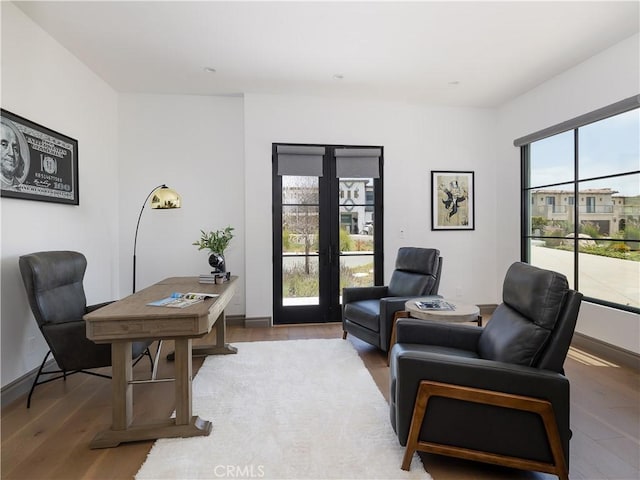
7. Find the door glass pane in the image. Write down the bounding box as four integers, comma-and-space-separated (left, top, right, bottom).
282, 175, 320, 307
282, 204, 319, 306
340, 254, 375, 293
530, 131, 574, 187
339, 178, 374, 236
282, 175, 319, 204
282, 255, 319, 306
338, 177, 375, 304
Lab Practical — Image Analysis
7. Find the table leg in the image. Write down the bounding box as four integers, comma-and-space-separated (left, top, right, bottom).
174, 338, 192, 425
89, 338, 212, 449
112, 341, 133, 430
167, 310, 237, 360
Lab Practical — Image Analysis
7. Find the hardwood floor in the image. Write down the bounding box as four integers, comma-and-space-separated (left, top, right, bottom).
2, 323, 638, 480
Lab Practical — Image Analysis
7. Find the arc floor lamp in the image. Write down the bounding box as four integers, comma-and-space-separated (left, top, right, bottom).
132, 184, 181, 380
133, 184, 182, 293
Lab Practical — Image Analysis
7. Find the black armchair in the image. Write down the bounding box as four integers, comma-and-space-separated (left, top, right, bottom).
389, 262, 582, 480
19, 251, 153, 408
342, 247, 442, 352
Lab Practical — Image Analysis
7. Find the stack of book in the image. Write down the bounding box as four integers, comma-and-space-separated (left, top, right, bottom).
199, 272, 230, 284
199, 274, 218, 284
415, 299, 456, 311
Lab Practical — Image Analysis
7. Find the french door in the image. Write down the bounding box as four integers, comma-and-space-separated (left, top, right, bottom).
272, 143, 384, 324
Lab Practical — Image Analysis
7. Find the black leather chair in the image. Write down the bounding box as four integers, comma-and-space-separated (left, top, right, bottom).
342, 247, 442, 352
19, 251, 153, 408
389, 262, 582, 480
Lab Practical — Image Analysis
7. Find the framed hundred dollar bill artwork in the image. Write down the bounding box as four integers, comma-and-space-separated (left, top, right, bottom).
431, 170, 475, 230
1, 109, 79, 205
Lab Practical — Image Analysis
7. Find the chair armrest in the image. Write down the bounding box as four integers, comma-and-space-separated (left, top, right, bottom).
390, 345, 571, 450
395, 317, 483, 350
392, 344, 570, 404
343, 286, 388, 304
85, 301, 114, 314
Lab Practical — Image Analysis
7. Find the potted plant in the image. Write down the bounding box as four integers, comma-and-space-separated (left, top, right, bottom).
193, 226, 234, 273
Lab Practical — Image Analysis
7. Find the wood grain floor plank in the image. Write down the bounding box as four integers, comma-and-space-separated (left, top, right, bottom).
1, 323, 638, 480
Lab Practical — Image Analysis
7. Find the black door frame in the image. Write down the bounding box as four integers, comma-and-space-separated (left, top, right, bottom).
272, 142, 384, 324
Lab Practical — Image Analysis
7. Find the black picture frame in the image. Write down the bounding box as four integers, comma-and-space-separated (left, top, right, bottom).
1, 109, 79, 205
431, 170, 475, 230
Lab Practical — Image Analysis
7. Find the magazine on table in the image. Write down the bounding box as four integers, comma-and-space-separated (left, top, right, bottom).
415, 299, 456, 311
148, 292, 219, 308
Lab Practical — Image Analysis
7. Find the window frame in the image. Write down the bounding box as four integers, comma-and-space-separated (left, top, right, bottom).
518, 97, 640, 314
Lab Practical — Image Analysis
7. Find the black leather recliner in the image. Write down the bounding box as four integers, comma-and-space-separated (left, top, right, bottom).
342, 247, 442, 352
389, 262, 582, 480
19, 250, 153, 407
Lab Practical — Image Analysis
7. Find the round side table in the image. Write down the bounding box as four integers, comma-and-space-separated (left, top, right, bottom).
405, 298, 481, 323
387, 298, 482, 365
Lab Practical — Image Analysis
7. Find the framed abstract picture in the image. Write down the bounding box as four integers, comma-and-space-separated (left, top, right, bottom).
431, 170, 474, 230
1, 109, 79, 205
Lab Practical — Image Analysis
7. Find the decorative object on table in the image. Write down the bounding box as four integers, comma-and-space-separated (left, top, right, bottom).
431, 170, 474, 230
1, 109, 79, 205
193, 226, 234, 273
414, 299, 455, 311
147, 292, 218, 308
133, 184, 182, 293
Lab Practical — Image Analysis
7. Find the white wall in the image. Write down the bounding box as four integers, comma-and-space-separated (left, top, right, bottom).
496, 33, 640, 354
244, 94, 498, 319
117, 94, 245, 313
1, 3, 120, 386
2, 3, 637, 390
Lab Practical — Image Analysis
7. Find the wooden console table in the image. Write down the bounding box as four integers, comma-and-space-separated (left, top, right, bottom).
84, 276, 237, 448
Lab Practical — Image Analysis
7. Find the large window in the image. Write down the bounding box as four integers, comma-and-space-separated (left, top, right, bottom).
518, 97, 639, 312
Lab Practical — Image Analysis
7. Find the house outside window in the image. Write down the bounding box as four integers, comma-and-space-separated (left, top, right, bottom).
517, 98, 639, 313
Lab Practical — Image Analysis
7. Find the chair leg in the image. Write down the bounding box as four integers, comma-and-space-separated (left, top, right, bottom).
27, 351, 51, 408
342, 331, 348, 340
26, 354, 111, 408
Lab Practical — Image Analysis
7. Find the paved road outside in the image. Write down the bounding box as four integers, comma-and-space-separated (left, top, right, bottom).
531, 245, 639, 308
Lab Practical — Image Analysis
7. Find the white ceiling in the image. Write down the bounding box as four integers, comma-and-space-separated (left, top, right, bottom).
13, 1, 640, 108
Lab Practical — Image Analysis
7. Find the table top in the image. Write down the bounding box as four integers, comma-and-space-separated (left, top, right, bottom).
405, 297, 480, 323
84, 276, 237, 342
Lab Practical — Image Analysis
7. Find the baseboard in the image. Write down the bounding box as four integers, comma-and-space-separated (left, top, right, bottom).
243, 317, 272, 328
1, 358, 57, 409
225, 314, 246, 326
572, 332, 640, 371
226, 315, 272, 328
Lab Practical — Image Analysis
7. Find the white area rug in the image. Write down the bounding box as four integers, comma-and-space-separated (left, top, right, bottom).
136, 338, 430, 480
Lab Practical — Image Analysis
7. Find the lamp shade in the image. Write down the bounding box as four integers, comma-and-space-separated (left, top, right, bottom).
150, 186, 181, 209
133, 184, 181, 293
